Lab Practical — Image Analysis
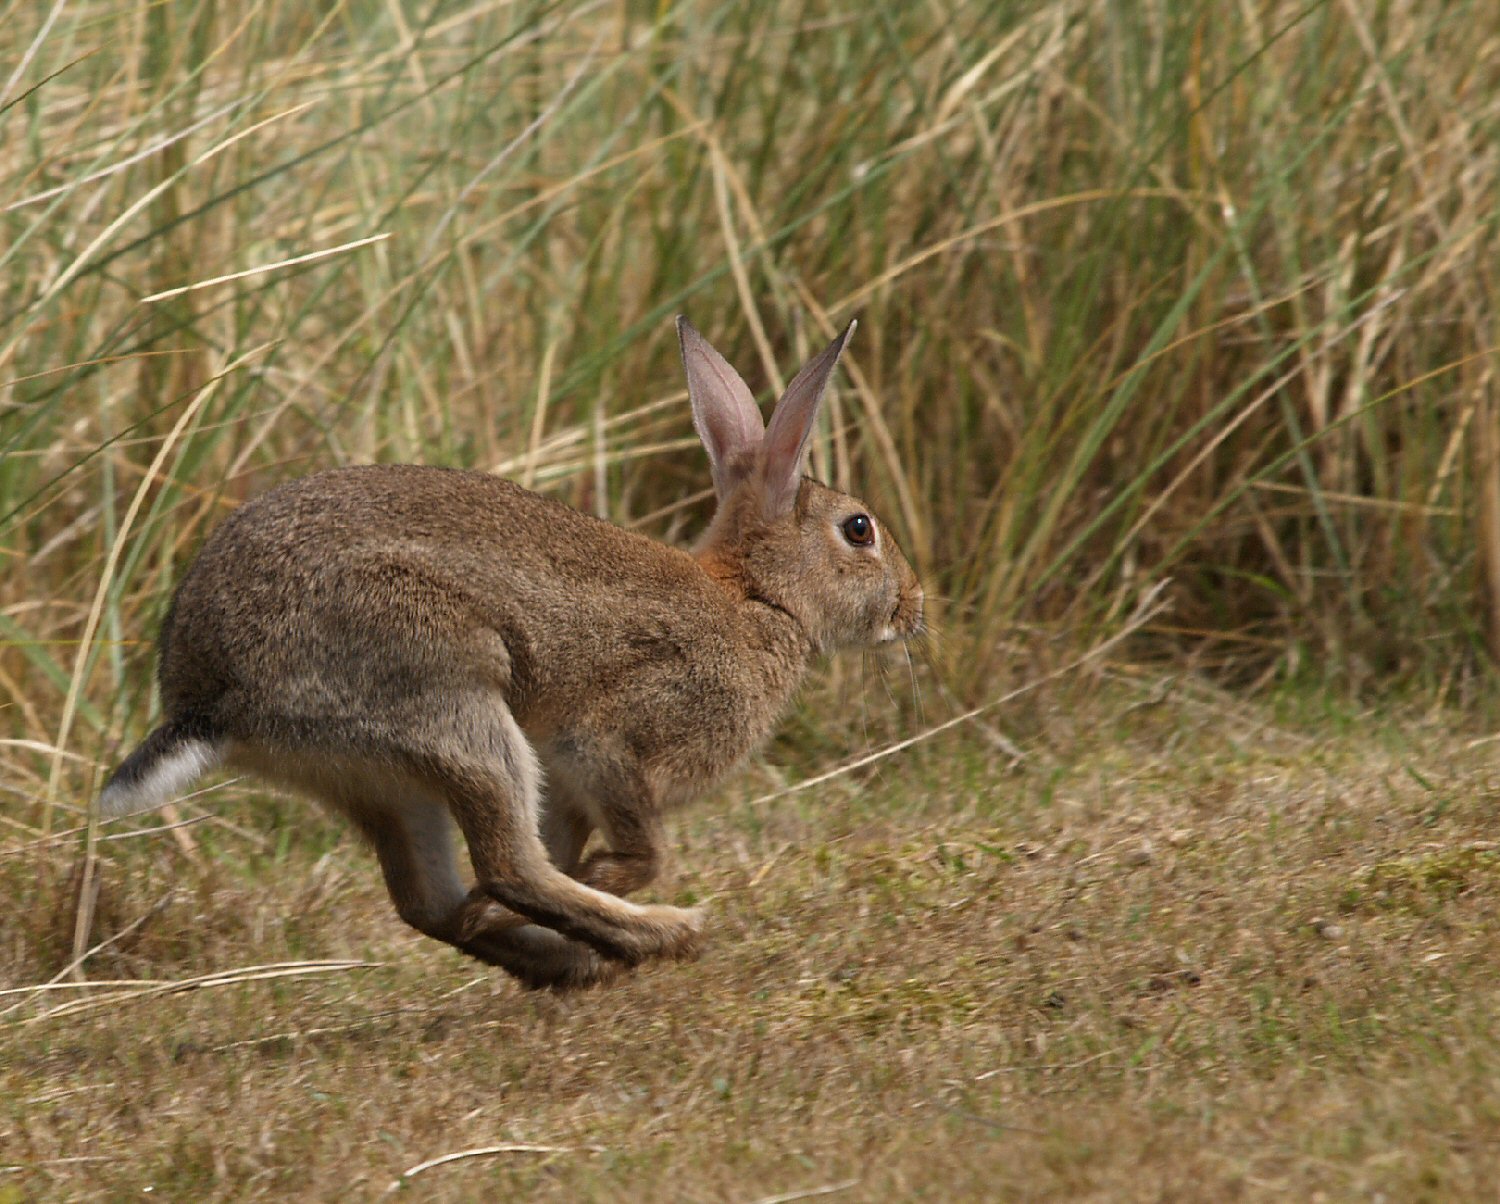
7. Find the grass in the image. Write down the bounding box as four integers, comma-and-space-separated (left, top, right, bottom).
4, 0, 1499, 733
6, 678, 1500, 1199
4, 0, 1500, 1198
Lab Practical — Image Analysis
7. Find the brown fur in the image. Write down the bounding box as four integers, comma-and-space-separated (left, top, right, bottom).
100, 319, 923, 989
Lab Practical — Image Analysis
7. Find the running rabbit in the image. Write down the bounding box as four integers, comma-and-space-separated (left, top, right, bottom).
100, 318, 924, 989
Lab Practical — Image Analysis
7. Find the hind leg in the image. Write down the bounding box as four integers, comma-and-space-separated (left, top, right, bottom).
406, 705, 702, 968
347, 797, 617, 990
245, 741, 615, 991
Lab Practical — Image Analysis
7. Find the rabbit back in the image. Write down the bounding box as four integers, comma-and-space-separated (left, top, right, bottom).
156, 463, 807, 795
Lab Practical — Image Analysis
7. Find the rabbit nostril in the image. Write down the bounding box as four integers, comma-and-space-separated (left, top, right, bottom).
890, 586, 924, 637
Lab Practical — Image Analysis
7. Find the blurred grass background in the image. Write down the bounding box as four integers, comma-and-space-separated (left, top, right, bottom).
3, 0, 1498, 821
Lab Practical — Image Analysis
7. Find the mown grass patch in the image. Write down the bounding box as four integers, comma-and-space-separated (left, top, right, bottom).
13, 684, 1498, 1199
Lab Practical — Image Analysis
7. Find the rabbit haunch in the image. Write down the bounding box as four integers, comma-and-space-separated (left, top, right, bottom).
100, 318, 923, 990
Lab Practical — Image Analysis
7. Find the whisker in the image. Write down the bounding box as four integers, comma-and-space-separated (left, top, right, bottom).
909, 628, 945, 668
872, 647, 898, 709
859, 651, 872, 751
904, 641, 926, 725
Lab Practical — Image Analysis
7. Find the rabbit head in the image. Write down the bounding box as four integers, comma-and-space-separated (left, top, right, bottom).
678, 317, 924, 656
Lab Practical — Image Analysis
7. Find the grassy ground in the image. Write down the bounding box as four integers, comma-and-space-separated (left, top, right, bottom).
6, 675, 1500, 1200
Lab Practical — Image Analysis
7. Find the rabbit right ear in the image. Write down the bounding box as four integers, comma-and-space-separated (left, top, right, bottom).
759, 320, 855, 520
677, 317, 765, 501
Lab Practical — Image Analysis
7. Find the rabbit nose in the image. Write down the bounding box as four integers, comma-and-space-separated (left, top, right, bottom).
889, 586, 924, 639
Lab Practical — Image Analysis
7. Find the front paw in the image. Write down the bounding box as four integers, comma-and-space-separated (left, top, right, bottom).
576, 851, 659, 897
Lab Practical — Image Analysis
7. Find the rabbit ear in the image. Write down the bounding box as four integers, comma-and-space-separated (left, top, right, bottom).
759, 320, 856, 519
677, 317, 765, 501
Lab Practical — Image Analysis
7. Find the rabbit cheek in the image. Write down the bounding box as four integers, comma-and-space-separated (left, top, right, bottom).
874, 585, 906, 644
849, 561, 898, 643
827, 574, 892, 651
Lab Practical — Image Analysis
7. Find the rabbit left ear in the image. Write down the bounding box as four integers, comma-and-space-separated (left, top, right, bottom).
760, 320, 856, 519
678, 317, 765, 502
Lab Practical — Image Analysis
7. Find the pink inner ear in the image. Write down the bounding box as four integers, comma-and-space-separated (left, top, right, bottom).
759, 321, 855, 518
677, 317, 765, 500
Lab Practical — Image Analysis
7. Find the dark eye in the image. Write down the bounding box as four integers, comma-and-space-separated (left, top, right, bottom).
841, 514, 875, 546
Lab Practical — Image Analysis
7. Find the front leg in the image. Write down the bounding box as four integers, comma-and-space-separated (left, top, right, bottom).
543, 740, 668, 899
540, 799, 593, 876
576, 803, 666, 897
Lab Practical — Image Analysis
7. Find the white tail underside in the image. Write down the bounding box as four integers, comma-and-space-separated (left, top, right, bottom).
97, 738, 224, 818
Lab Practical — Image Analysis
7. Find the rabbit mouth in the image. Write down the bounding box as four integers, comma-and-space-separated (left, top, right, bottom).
881, 594, 925, 642
876, 599, 924, 641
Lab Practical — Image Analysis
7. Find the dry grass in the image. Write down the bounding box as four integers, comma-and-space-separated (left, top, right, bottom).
5, 675, 1500, 1200
3, 0, 1499, 749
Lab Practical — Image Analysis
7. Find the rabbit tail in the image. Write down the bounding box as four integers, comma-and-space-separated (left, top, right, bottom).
99, 719, 225, 817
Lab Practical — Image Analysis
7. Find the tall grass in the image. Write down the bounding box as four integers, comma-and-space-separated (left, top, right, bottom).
2, 0, 1498, 827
